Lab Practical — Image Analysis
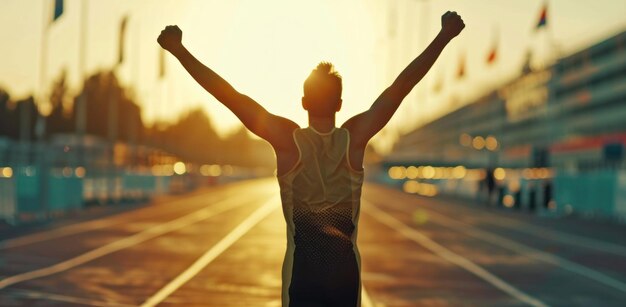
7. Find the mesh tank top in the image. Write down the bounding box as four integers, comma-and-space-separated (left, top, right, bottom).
277, 126, 364, 307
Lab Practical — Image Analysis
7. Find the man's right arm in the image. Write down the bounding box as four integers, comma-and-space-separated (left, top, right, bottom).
157, 25, 298, 149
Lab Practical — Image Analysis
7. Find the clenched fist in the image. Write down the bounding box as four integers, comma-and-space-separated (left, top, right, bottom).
158, 25, 183, 54
440, 11, 465, 40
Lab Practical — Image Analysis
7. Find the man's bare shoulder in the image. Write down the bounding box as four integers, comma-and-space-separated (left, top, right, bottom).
341, 115, 370, 148
262, 115, 300, 150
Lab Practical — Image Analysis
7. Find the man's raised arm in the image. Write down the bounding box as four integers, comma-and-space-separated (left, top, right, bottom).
342, 11, 464, 145
157, 25, 298, 149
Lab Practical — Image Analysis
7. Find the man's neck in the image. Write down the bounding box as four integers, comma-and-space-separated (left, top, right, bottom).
308, 114, 336, 133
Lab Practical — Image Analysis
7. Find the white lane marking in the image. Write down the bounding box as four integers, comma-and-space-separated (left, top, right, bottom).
363, 201, 549, 307
379, 187, 626, 257
361, 286, 375, 307
0, 190, 232, 250
416, 207, 626, 293
140, 196, 280, 307
0, 219, 121, 250
7, 288, 138, 307
485, 218, 626, 257
0, 194, 260, 289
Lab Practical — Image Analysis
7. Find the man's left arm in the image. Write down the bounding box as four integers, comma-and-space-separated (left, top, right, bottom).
342, 11, 465, 146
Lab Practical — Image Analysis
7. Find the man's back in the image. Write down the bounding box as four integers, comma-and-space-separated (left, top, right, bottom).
278, 126, 364, 307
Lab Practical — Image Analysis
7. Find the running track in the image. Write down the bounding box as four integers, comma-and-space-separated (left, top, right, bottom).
1, 178, 625, 306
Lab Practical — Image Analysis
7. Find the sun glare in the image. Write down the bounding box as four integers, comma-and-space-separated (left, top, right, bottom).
179, 0, 378, 131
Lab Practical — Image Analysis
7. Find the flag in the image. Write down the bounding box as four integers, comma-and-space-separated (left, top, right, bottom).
536, 3, 547, 30
457, 54, 465, 79
486, 46, 497, 64
118, 16, 128, 65
486, 27, 498, 65
52, 0, 64, 23
158, 48, 166, 78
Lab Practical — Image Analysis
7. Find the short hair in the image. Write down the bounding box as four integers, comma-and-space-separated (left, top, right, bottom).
303, 62, 342, 115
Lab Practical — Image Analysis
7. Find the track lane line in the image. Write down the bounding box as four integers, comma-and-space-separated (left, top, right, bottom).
4, 288, 138, 307
0, 194, 266, 290
405, 203, 626, 293
363, 200, 549, 307
367, 185, 626, 257
0, 189, 243, 250
484, 218, 626, 257
139, 196, 379, 307
140, 196, 280, 307
361, 286, 375, 307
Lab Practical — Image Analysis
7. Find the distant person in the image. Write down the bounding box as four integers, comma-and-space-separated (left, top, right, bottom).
543, 180, 552, 209
485, 167, 496, 205
158, 11, 464, 307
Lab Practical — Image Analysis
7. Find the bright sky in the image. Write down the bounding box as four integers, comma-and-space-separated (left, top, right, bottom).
1, 0, 625, 153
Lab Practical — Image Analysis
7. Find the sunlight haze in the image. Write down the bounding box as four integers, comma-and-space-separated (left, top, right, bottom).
0, 0, 624, 152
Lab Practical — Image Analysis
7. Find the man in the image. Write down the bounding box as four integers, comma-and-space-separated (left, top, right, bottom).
158, 10, 464, 307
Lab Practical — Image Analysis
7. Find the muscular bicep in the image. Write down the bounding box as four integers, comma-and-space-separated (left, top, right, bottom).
341, 85, 406, 145
253, 112, 300, 150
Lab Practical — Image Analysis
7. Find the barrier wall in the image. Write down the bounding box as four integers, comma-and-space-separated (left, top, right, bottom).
375, 165, 626, 220
0, 177, 16, 224
554, 170, 626, 219
0, 168, 185, 224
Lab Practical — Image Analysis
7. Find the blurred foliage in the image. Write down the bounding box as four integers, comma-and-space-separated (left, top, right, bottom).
154, 109, 275, 168
0, 91, 37, 141
0, 70, 275, 168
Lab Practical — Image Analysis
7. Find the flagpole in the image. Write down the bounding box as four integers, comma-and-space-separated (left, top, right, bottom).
37, 0, 50, 220
107, 16, 127, 203
160, 69, 167, 156
487, 23, 500, 93
109, 17, 126, 151
38, 1, 49, 135
168, 74, 175, 126
76, 0, 88, 168
130, 18, 140, 168
545, 3, 560, 66
533, 0, 551, 70
107, 67, 119, 203
158, 47, 167, 159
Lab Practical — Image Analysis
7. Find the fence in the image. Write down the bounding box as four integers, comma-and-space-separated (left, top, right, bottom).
374, 163, 626, 221
0, 137, 269, 225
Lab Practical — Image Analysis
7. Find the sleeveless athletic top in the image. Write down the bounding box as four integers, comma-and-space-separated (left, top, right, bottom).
277, 126, 365, 307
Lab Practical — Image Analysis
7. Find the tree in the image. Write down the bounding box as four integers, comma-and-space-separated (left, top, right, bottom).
47, 70, 74, 136
0, 89, 16, 139
160, 108, 220, 163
